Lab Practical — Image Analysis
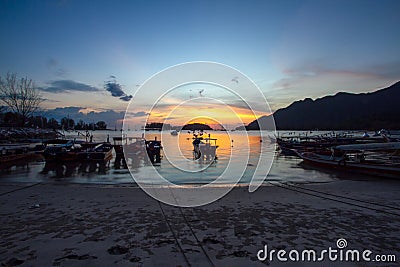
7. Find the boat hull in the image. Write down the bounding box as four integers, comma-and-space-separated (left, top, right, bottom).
296, 151, 400, 179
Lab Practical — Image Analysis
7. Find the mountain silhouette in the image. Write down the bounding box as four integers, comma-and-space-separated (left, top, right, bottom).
246, 81, 400, 130
182, 123, 213, 131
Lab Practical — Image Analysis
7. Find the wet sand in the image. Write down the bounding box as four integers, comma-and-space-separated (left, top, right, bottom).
0, 180, 399, 266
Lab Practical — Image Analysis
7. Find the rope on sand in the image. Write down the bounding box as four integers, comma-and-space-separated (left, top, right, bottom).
157, 199, 192, 267
0, 182, 42, 197
285, 182, 400, 211
268, 182, 400, 217
151, 185, 191, 267
166, 186, 216, 267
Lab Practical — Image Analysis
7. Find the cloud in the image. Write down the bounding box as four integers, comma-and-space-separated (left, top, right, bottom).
41, 98, 60, 103
130, 111, 148, 117
119, 95, 133, 101
43, 106, 125, 128
46, 58, 67, 77
46, 58, 58, 69
104, 76, 133, 102
104, 80, 125, 97
163, 117, 178, 120
39, 80, 99, 93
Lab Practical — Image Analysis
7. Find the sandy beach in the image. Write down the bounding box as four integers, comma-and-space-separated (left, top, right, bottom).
1, 179, 399, 266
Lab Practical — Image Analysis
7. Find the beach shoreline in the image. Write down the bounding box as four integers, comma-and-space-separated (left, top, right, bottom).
1, 179, 399, 266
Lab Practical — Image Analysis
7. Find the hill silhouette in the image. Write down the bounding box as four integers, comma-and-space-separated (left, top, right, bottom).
246, 81, 400, 130
182, 123, 213, 131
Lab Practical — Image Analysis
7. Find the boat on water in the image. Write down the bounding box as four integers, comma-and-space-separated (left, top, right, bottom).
39, 139, 113, 162
295, 142, 400, 179
112, 136, 162, 166
37, 139, 78, 162
113, 137, 146, 154
80, 142, 113, 161
0, 144, 37, 164
276, 133, 388, 156
192, 133, 218, 162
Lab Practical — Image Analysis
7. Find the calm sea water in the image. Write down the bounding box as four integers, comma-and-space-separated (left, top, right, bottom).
0, 130, 379, 186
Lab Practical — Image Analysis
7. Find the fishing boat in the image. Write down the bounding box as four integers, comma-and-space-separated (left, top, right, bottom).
295, 142, 400, 179
145, 138, 162, 164
192, 133, 218, 162
112, 136, 162, 166
277, 133, 387, 156
0, 144, 36, 164
80, 142, 113, 161
39, 139, 81, 162
39, 139, 113, 162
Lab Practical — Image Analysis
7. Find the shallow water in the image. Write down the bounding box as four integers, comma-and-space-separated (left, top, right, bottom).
0, 130, 383, 186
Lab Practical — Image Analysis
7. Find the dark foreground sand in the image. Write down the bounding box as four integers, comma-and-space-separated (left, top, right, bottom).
0, 179, 399, 266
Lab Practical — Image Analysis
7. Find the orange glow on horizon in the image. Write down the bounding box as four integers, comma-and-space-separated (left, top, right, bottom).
123, 105, 271, 127
150, 105, 266, 125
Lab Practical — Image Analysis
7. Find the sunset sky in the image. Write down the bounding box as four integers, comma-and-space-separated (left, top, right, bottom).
0, 0, 399, 128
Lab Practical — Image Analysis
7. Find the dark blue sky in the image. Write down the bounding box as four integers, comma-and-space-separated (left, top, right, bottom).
0, 0, 399, 114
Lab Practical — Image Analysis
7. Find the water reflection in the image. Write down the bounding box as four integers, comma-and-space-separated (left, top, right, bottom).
0, 131, 344, 185
40, 160, 110, 178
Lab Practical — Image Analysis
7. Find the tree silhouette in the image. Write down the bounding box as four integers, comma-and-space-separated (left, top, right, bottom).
0, 72, 43, 126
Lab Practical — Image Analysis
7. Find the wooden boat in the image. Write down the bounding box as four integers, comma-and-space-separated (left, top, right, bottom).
277, 135, 387, 155
38, 140, 80, 162
295, 142, 400, 179
39, 139, 113, 162
0, 144, 36, 164
145, 138, 162, 164
80, 142, 113, 161
112, 137, 145, 155
192, 133, 218, 162
112, 136, 162, 166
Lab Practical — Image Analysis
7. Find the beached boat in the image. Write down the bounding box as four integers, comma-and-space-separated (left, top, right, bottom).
295, 142, 400, 179
277, 133, 387, 156
39, 139, 113, 162
38, 140, 80, 162
192, 134, 218, 162
0, 144, 36, 164
80, 142, 113, 161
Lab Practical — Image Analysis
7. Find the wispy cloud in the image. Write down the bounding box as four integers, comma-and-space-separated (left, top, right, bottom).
130, 111, 148, 117
46, 58, 67, 77
39, 80, 99, 93
104, 76, 133, 102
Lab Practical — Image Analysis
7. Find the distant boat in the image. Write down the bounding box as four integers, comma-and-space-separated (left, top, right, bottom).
170, 130, 178, 136
295, 142, 400, 179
